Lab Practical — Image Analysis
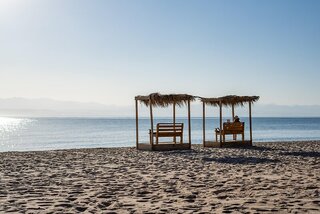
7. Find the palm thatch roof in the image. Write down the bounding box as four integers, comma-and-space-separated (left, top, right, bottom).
201, 95, 260, 107
135, 93, 195, 107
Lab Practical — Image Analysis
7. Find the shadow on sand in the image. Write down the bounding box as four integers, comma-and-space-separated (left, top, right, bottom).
223, 145, 283, 152
160, 149, 280, 165
280, 151, 320, 158
201, 156, 279, 164
156, 144, 319, 165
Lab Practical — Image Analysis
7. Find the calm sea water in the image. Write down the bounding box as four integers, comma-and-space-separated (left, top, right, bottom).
1, 117, 320, 152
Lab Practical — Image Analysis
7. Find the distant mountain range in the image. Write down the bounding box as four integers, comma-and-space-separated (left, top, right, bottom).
0, 98, 133, 117
0, 97, 319, 117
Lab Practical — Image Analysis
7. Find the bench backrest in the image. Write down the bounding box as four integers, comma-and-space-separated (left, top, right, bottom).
156, 123, 183, 133
223, 122, 244, 133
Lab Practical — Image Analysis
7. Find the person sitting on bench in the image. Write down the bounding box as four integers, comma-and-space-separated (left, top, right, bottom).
234, 115, 240, 123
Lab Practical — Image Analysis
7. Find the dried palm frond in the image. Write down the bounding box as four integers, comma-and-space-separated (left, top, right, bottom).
135, 93, 195, 107
201, 95, 260, 107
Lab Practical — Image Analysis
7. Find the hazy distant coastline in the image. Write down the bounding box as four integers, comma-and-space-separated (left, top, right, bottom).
0, 97, 320, 117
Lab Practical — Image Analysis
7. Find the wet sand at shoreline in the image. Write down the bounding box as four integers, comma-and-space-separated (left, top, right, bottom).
0, 141, 319, 213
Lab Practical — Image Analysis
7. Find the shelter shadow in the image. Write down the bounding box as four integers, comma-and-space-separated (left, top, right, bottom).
280, 151, 320, 158
202, 156, 280, 164
236, 145, 285, 152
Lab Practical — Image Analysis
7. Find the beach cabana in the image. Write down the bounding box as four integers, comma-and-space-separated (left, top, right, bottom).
135, 93, 194, 151
201, 95, 259, 147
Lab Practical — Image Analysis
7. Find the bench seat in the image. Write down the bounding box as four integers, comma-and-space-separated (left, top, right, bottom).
149, 123, 184, 144
215, 122, 244, 143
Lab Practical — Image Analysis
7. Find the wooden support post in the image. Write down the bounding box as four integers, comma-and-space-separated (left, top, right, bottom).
202, 102, 205, 147
249, 102, 252, 145
232, 104, 235, 120
135, 99, 139, 149
219, 101, 222, 144
232, 104, 236, 140
188, 100, 191, 149
149, 100, 154, 149
173, 101, 176, 144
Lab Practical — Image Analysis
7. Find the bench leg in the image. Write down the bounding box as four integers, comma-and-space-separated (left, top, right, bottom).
180, 135, 183, 144
242, 133, 244, 143
223, 134, 225, 143
149, 130, 152, 145
215, 132, 218, 142
156, 135, 159, 145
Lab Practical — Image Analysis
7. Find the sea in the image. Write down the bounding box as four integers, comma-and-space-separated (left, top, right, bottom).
1, 117, 320, 152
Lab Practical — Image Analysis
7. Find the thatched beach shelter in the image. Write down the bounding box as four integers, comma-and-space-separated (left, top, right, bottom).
201, 95, 259, 147
135, 93, 195, 151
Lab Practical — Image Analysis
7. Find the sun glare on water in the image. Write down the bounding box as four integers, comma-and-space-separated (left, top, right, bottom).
0, 117, 34, 150
0, 117, 33, 135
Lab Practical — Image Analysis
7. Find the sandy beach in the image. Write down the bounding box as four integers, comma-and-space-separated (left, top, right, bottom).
0, 141, 319, 213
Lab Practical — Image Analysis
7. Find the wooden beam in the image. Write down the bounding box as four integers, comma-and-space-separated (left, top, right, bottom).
188, 100, 191, 149
202, 102, 205, 147
232, 104, 235, 120
173, 101, 176, 144
249, 102, 252, 145
149, 100, 154, 149
219, 101, 222, 144
135, 99, 139, 149
232, 104, 235, 140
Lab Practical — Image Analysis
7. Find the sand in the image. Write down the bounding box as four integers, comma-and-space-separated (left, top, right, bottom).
0, 141, 319, 213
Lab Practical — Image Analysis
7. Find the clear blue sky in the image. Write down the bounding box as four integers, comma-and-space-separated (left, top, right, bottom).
1, 0, 319, 106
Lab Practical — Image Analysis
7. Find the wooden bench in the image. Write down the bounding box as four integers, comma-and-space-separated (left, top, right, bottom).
215, 122, 244, 143
149, 123, 184, 144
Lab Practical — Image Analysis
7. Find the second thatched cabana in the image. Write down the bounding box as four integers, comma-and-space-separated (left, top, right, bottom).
135, 93, 195, 151
201, 95, 259, 147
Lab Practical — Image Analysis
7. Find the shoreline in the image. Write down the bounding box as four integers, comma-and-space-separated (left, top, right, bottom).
1, 141, 319, 213
1, 140, 320, 153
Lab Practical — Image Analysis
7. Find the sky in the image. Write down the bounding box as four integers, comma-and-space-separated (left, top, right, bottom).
1, 0, 320, 106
